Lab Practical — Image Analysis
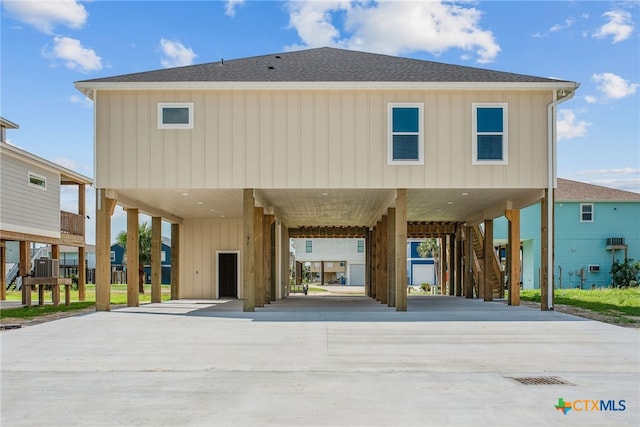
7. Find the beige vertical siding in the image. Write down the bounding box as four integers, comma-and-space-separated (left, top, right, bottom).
180, 218, 243, 298
95, 90, 553, 190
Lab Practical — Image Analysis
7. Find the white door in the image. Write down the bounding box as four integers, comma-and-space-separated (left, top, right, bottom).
412, 264, 434, 286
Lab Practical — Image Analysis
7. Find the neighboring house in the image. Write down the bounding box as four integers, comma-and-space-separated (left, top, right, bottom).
110, 237, 172, 284
1, 118, 93, 299
75, 47, 578, 311
292, 238, 365, 285
494, 179, 640, 289
407, 240, 437, 287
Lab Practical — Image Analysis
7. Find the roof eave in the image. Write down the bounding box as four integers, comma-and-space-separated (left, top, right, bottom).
75, 80, 578, 99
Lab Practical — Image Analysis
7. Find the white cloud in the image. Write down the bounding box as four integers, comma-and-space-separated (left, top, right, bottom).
2, 0, 87, 34
286, 0, 501, 63
160, 38, 197, 68
584, 95, 597, 104
69, 94, 93, 108
54, 156, 81, 171
46, 36, 102, 73
557, 109, 590, 141
593, 10, 634, 43
569, 168, 640, 193
225, 0, 245, 17
592, 72, 638, 99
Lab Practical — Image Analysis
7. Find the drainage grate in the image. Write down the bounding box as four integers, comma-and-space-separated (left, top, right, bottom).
509, 376, 573, 385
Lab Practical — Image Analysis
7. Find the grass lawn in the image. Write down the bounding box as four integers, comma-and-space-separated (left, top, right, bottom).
1, 284, 172, 321
520, 287, 640, 323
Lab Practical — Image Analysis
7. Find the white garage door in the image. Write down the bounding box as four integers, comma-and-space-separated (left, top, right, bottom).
350, 264, 365, 286
412, 264, 434, 286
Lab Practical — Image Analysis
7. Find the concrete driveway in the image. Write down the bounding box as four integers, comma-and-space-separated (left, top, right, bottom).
1, 296, 638, 426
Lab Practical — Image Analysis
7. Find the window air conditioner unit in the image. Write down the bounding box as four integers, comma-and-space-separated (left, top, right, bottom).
588, 265, 600, 273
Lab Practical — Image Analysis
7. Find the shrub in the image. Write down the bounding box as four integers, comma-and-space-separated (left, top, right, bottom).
611, 259, 640, 288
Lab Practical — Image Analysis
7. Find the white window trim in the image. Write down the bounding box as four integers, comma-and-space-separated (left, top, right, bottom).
158, 102, 194, 129
110, 251, 116, 262
387, 102, 424, 165
27, 171, 47, 190
580, 203, 594, 222
472, 103, 508, 165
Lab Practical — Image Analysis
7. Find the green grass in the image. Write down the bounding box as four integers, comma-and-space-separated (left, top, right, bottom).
290, 285, 327, 293
520, 287, 640, 322
2, 284, 172, 320
1, 301, 96, 320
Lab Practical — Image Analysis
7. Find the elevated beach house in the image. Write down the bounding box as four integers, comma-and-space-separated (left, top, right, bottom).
74, 47, 578, 311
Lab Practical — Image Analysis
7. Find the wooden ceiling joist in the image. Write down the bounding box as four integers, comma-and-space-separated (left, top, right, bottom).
407, 222, 462, 238
288, 226, 368, 239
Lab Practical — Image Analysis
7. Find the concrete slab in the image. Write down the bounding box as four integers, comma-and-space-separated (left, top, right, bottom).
1, 295, 638, 426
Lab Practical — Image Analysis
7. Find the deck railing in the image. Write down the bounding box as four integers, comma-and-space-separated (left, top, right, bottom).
60, 211, 84, 236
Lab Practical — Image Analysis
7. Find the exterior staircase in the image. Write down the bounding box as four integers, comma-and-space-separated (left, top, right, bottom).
470, 225, 504, 299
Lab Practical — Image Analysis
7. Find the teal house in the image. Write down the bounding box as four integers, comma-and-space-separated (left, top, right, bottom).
494, 179, 640, 289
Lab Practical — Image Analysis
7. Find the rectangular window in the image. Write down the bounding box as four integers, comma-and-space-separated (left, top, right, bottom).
161, 251, 166, 262
581, 203, 594, 222
357, 240, 364, 253
28, 172, 46, 190
305, 240, 312, 253
110, 251, 116, 262
388, 103, 424, 165
158, 102, 194, 129
472, 103, 508, 165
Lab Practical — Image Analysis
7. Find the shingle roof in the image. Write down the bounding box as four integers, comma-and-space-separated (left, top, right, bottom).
78, 47, 572, 84
556, 178, 640, 201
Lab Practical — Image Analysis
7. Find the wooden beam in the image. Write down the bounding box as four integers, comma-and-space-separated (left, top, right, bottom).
1, 230, 60, 245
540, 191, 549, 310
407, 222, 460, 238
440, 235, 447, 295
96, 189, 115, 311
243, 189, 255, 312
506, 209, 521, 306
379, 215, 388, 304
264, 215, 275, 304
151, 216, 162, 303
78, 246, 86, 301
464, 226, 474, 298
387, 208, 396, 307
365, 229, 371, 297
483, 220, 494, 301
78, 183, 86, 238
288, 226, 368, 239
20, 241, 30, 305
254, 207, 264, 307
455, 229, 463, 296
395, 189, 408, 311
171, 223, 180, 300
0, 241, 6, 300
449, 234, 456, 296
126, 208, 139, 307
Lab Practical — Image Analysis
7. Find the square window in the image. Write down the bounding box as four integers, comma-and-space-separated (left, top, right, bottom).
581, 203, 593, 222
110, 251, 116, 262
388, 103, 424, 165
472, 103, 508, 165
158, 102, 193, 129
305, 240, 312, 253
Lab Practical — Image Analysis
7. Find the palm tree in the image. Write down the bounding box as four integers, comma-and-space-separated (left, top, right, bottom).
116, 222, 152, 293
417, 238, 440, 287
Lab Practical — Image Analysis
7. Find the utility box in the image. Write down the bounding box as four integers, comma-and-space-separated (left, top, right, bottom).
35, 258, 59, 278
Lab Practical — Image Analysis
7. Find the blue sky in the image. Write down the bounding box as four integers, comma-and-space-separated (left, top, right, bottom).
1, 0, 639, 244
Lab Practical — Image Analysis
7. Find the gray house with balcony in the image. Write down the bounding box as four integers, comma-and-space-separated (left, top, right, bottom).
1, 117, 93, 300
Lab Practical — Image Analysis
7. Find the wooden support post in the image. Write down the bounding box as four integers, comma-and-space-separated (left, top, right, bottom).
395, 189, 408, 311
96, 189, 115, 311
375, 221, 382, 301
483, 219, 494, 301
0, 241, 6, 300
151, 216, 162, 303
264, 215, 275, 304
254, 207, 264, 307
320, 261, 324, 286
440, 235, 447, 295
78, 246, 86, 301
370, 226, 377, 299
379, 215, 388, 304
365, 229, 371, 297
455, 229, 463, 296
540, 191, 550, 310
51, 244, 60, 304
464, 226, 474, 298
506, 209, 521, 306
126, 208, 139, 307
243, 189, 255, 312
171, 223, 180, 300
387, 208, 396, 307
78, 183, 86, 237
449, 234, 455, 296
20, 241, 30, 305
